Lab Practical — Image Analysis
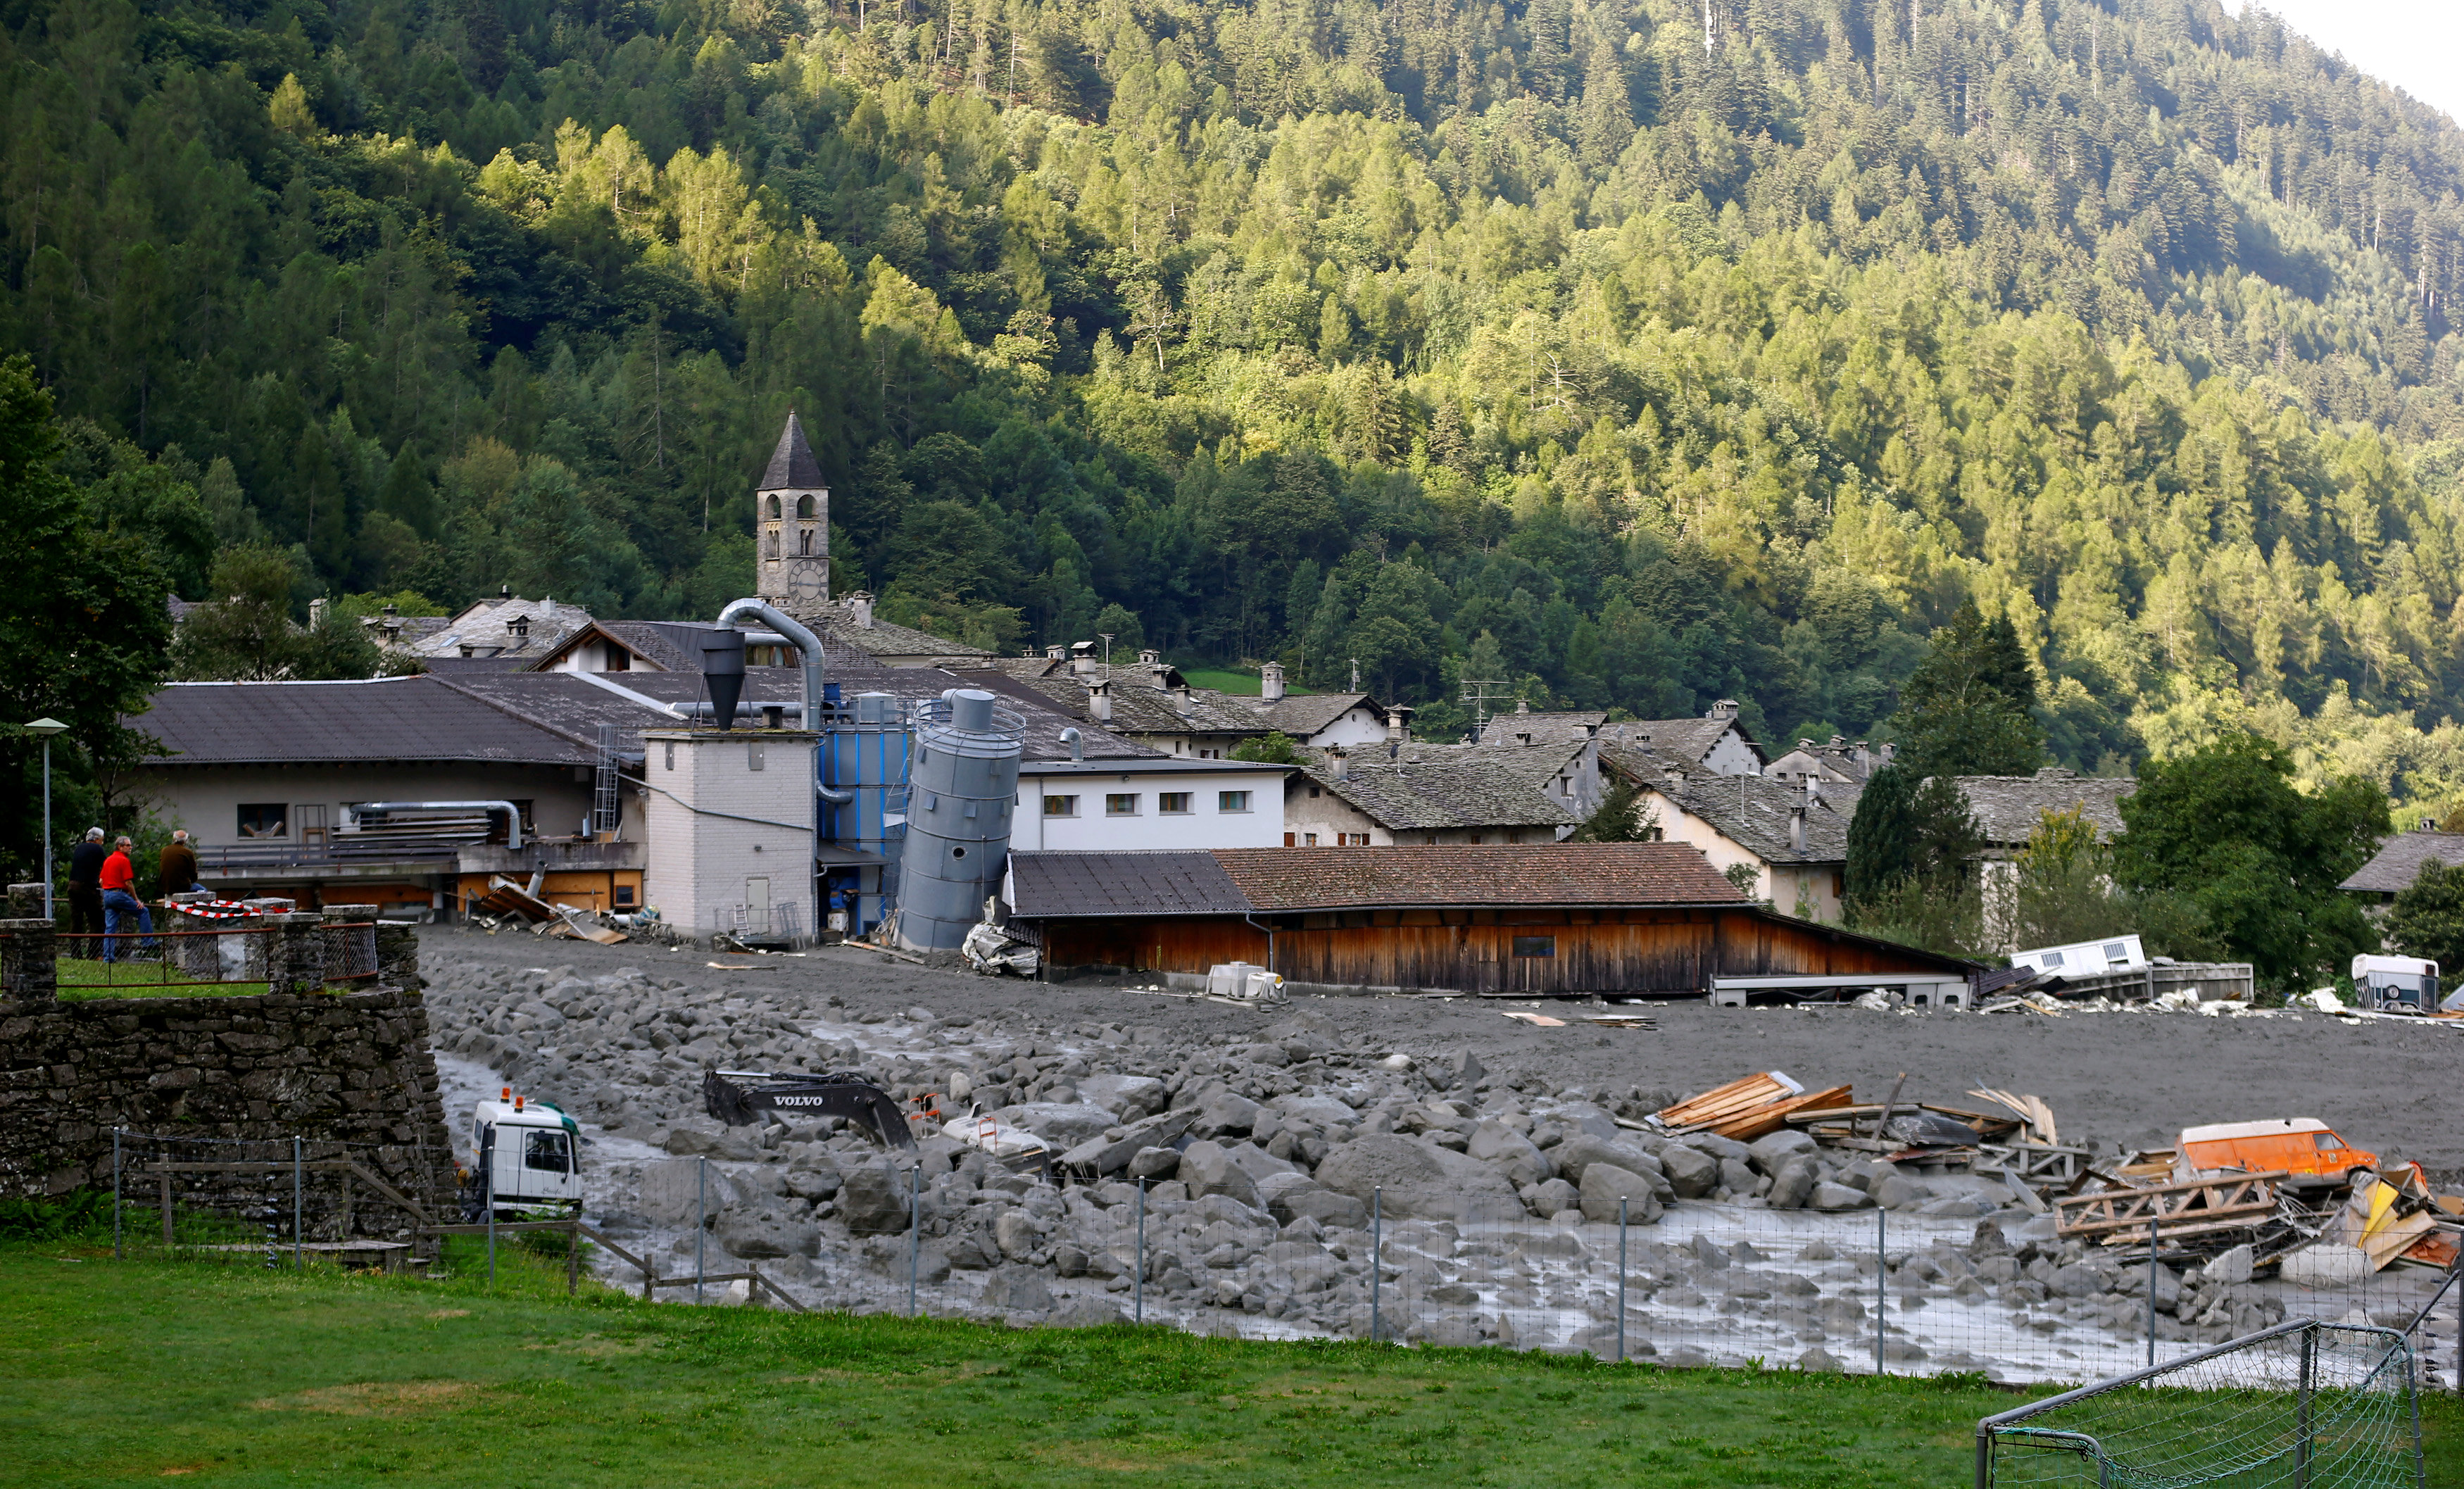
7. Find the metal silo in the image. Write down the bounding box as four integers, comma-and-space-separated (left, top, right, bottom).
891, 689, 1024, 951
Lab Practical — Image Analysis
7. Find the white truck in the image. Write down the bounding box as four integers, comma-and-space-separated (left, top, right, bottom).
463, 1089, 584, 1220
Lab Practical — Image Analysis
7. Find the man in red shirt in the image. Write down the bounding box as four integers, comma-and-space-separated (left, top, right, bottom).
99, 835, 154, 963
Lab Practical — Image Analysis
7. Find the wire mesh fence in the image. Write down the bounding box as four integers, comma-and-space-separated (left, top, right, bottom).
1976, 1320, 2424, 1488
109, 1131, 451, 1272
54, 922, 378, 994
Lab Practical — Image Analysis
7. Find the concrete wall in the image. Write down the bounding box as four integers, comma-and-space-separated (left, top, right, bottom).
1305, 706, 1391, 748
1639, 786, 1847, 921
641, 729, 816, 939
1700, 727, 1764, 777
0, 988, 456, 1209
1012, 767, 1286, 851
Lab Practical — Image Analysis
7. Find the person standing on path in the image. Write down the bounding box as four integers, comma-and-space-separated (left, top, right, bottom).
67, 827, 107, 946
158, 829, 199, 898
99, 834, 153, 963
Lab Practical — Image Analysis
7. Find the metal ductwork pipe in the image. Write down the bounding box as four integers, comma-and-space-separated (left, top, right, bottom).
346, 801, 525, 850
713, 598, 850, 805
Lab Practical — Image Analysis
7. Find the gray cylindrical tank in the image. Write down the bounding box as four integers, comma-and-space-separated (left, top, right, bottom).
892, 688, 1024, 951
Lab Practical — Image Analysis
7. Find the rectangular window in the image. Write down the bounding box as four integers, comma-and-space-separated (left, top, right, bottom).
1106, 793, 1140, 816
1043, 796, 1079, 817
2041, 950, 2066, 969
523, 1129, 572, 1174
2101, 943, 2128, 960
1511, 935, 1557, 958
613, 884, 636, 907
663, 743, 676, 771
1158, 792, 1193, 815
1344, 833, 1370, 846
1303, 833, 1319, 846
237, 803, 288, 838
1283, 832, 1297, 847
1219, 791, 1252, 813
748, 741, 766, 772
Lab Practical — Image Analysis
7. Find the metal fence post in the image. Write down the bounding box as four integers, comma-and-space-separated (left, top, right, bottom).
1616, 1198, 1628, 1364
486, 1157, 496, 1288
907, 1164, 921, 1319
293, 1136, 304, 1271
2146, 1217, 2158, 1368
695, 1156, 707, 1304
2296, 1321, 2315, 1489
1370, 1187, 1383, 1344
1134, 1176, 1148, 1326
111, 1129, 122, 1261
1875, 1206, 1887, 1376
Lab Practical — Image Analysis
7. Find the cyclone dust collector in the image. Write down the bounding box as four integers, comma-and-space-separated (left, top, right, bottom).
891, 688, 1023, 951
699, 627, 747, 729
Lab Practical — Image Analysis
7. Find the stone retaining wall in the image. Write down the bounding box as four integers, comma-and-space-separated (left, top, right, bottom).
0, 988, 458, 1212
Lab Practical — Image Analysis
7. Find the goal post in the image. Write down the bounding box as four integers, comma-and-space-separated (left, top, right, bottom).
1975, 1318, 2423, 1488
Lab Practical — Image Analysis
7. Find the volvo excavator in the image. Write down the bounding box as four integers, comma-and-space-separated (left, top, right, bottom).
701, 1069, 917, 1148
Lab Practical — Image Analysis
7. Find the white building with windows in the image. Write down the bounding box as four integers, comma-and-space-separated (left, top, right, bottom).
1010, 758, 1291, 852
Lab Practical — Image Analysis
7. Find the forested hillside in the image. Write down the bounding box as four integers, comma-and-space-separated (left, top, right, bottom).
11, 0, 2464, 796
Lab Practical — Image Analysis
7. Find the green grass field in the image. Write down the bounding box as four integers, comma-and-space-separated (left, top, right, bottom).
2, 1238, 2455, 1488
52, 955, 267, 1000
1176, 666, 1309, 697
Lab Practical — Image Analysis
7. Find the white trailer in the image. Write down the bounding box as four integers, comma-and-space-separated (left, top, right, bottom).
2350, 953, 2439, 1014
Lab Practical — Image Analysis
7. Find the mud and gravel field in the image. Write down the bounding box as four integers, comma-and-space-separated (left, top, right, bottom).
412, 926, 2463, 1388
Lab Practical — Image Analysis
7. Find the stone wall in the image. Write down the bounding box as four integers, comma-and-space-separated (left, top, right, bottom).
0, 988, 458, 1214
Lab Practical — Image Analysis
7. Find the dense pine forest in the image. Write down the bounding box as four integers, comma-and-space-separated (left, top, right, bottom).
9, 0, 2464, 796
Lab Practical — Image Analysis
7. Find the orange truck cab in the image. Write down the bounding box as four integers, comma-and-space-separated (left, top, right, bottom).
2177, 1119, 2378, 1183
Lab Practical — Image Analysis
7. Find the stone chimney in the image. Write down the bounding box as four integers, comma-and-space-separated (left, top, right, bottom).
1069, 641, 1098, 677
1330, 748, 1348, 781
1385, 705, 1412, 741
1138, 648, 1162, 666
1709, 699, 1740, 720
1790, 779, 1808, 855
1086, 677, 1112, 723
1879, 742, 1895, 763
1516, 699, 1531, 716
849, 591, 875, 629
308, 597, 328, 631
1260, 662, 1286, 703
1174, 685, 1197, 717
1045, 643, 1065, 662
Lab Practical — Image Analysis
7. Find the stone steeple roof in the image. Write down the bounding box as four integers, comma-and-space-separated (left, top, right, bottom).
758, 413, 826, 491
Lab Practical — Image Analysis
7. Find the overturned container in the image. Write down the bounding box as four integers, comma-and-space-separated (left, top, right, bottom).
891, 689, 1023, 952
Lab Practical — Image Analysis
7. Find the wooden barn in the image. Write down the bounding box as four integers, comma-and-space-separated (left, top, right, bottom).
1005, 845, 1976, 998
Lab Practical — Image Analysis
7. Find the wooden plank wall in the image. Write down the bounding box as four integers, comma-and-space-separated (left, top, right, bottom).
1040, 908, 1955, 993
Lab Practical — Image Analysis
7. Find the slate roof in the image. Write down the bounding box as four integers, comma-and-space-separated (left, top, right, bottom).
2341, 830, 2464, 896
136, 677, 601, 767
1652, 769, 1864, 866
803, 598, 993, 662
605, 666, 1160, 762
1300, 750, 1576, 831
1006, 844, 1749, 917
1253, 692, 1384, 738
758, 413, 826, 491
409, 597, 593, 659
1007, 851, 1249, 917
1476, 710, 1606, 747
1953, 771, 2134, 846
1017, 677, 1271, 738
1599, 715, 1763, 769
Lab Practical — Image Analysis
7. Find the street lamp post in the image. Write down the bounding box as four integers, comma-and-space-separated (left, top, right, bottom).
24, 719, 66, 921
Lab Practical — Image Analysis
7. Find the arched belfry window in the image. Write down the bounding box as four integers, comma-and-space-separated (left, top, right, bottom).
798, 528, 815, 556
796, 494, 815, 518
766, 495, 781, 519
764, 531, 779, 559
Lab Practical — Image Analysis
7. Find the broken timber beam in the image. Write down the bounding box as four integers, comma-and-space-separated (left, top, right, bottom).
2055, 1171, 2288, 1240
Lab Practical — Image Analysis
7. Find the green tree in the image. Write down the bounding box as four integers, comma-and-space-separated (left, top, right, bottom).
2111, 734, 2389, 991
1890, 603, 2042, 777
170, 548, 381, 681
1843, 763, 1984, 910
2382, 860, 2464, 993
1569, 776, 1655, 843
1231, 730, 1300, 764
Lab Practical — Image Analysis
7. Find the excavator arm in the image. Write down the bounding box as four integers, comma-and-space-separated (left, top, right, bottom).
702, 1069, 917, 1150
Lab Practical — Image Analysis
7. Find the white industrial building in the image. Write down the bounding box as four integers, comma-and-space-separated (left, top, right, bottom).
1012, 758, 1291, 853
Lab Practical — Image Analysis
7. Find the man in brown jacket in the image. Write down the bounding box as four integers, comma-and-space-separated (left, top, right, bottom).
158, 829, 199, 898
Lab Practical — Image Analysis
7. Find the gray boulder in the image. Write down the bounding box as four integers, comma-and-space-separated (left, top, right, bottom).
1177, 1140, 1262, 1207
665, 1128, 758, 1161
838, 1164, 914, 1235
1747, 1128, 1818, 1176
1279, 1190, 1369, 1229
715, 1203, 819, 1259
639, 1158, 746, 1224
782, 1155, 843, 1200
982, 1265, 1054, 1313
1578, 1163, 1665, 1225
1126, 1145, 1181, 1181
1809, 1181, 1869, 1211
1468, 1122, 1554, 1188
1059, 1107, 1197, 1177
1525, 1177, 1578, 1217
1551, 1134, 1666, 1188
1767, 1157, 1819, 1210
1076, 1074, 1167, 1118
1315, 1133, 1523, 1221
1656, 1143, 1719, 1198
998, 1102, 1119, 1148
1196, 1092, 1262, 1138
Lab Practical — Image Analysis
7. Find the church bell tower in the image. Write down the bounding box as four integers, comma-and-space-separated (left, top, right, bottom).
755, 412, 830, 618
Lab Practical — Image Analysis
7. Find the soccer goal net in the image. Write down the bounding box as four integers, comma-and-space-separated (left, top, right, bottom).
1975, 1319, 2422, 1488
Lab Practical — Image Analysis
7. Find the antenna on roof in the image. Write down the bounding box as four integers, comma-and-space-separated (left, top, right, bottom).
1460, 679, 1508, 742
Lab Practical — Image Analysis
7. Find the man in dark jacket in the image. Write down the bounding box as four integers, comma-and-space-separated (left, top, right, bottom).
159, 830, 199, 898
67, 828, 107, 945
